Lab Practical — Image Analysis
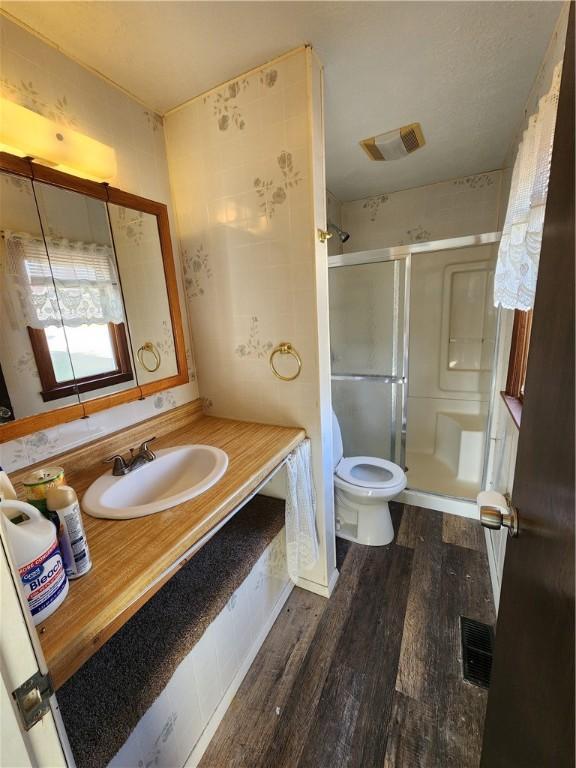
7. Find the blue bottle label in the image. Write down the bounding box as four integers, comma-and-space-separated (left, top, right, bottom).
18, 539, 68, 616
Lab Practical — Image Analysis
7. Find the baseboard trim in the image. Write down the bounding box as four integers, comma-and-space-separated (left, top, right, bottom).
327, 567, 339, 595
183, 578, 294, 767
399, 488, 478, 519
294, 567, 338, 598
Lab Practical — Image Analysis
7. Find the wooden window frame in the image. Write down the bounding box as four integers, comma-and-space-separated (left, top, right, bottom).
501, 308, 533, 427
27, 322, 134, 402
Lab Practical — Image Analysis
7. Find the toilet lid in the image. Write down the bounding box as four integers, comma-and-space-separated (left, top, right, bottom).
335, 456, 406, 489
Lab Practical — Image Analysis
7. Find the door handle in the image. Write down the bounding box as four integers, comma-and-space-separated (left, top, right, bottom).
480, 503, 519, 537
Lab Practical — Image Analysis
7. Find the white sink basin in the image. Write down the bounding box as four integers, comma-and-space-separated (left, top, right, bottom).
83, 445, 229, 519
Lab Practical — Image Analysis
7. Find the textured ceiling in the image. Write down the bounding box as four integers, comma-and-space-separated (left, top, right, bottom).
2, 1, 562, 200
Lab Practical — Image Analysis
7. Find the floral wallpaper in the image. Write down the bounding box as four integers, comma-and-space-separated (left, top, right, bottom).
0, 75, 80, 128
362, 193, 389, 222
340, 170, 503, 252
165, 47, 317, 425
401, 224, 432, 244
235, 316, 273, 359
203, 66, 278, 132
453, 173, 496, 190
254, 150, 302, 218
182, 244, 212, 299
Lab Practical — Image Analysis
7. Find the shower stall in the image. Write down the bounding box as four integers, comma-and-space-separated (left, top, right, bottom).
328, 233, 500, 508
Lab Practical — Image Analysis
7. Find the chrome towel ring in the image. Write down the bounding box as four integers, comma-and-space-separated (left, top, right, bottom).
270, 342, 302, 381
137, 342, 161, 373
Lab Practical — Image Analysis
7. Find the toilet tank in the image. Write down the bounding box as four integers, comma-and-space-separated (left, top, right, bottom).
331, 408, 344, 469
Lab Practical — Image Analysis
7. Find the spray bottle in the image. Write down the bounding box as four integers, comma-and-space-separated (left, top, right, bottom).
46, 485, 92, 579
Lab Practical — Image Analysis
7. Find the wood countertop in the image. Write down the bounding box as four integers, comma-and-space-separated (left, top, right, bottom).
10, 403, 305, 689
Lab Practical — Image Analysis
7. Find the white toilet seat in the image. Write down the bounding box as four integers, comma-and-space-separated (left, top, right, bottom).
336, 456, 406, 490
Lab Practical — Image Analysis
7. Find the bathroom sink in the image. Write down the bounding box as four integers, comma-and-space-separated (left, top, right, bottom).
83, 445, 229, 519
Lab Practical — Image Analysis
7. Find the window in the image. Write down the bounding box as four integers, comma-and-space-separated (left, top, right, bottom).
3, 230, 135, 401
506, 309, 533, 400
28, 322, 133, 401
502, 309, 533, 427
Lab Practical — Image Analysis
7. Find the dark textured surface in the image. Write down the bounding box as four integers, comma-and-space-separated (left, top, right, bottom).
201, 505, 495, 768
58, 495, 285, 768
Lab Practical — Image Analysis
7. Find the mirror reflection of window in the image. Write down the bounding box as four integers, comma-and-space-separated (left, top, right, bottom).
107, 203, 179, 384
0, 171, 80, 419
32, 182, 135, 401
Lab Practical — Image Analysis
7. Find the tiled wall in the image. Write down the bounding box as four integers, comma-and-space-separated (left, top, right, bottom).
165, 48, 336, 593
0, 17, 198, 473
341, 170, 503, 253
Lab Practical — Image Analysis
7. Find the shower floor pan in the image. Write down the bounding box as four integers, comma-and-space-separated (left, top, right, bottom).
405, 450, 481, 500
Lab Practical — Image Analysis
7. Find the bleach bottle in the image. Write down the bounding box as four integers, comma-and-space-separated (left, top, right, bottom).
0, 499, 69, 625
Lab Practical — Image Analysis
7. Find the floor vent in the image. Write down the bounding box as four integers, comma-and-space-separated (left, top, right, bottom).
460, 616, 494, 689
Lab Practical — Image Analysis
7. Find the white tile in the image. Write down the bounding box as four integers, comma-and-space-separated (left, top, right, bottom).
190, 622, 223, 724
231, 577, 258, 662
212, 597, 241, 693
107, 730, 143, 768
164, 654, 204, 763
133, 690, 180, 768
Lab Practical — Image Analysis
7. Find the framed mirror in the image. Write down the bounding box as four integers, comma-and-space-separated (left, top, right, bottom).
0, 153, 188, 441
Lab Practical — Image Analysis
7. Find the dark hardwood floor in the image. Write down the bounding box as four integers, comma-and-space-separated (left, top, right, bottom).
200, 505, 494, 768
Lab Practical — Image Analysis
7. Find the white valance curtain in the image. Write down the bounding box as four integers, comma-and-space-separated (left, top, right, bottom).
493, 62, 563, 310
1, 231, 124, 330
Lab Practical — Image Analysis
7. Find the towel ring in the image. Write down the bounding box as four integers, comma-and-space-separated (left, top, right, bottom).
270, 342, 302, 382
137, 342, 161, 373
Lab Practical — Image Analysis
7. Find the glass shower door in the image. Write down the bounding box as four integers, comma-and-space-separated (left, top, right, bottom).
328, 257, 408, 467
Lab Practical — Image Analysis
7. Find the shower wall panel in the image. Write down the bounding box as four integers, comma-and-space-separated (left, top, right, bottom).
407, 244, 497, 456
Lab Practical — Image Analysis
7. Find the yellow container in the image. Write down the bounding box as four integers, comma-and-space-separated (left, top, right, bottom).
22, 466, 65, 513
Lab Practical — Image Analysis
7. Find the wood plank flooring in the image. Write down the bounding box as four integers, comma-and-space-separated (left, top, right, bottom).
200, 505, 495, 768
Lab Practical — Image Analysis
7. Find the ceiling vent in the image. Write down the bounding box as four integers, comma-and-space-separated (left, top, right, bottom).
360, 123, 425, 161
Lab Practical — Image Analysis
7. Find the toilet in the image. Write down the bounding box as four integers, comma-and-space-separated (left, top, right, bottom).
332, 409, 407, 546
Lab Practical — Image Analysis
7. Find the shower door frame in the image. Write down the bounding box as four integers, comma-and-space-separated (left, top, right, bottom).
328, 230, 502, 497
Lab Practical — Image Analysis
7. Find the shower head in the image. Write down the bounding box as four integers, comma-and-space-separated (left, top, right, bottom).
328, 220, 350, 243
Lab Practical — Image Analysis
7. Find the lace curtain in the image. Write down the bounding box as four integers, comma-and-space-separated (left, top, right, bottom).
1, 231, 124, 330
494, 62, 563, 310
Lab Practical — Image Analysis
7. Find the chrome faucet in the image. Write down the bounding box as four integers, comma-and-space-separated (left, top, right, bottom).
104, 437, 157, 476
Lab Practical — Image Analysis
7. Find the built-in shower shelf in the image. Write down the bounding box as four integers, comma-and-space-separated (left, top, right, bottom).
435, 412, 486, 485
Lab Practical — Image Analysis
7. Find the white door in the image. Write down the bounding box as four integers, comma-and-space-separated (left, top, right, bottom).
0, 531, 71, 767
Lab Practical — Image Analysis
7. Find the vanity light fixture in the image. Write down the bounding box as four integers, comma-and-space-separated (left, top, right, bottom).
360, 122, 425, 161
0, 97, 117, 181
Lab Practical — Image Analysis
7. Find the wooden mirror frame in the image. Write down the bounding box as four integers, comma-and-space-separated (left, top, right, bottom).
0, 151, 189, 442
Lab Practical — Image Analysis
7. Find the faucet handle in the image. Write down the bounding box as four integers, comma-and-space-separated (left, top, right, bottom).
139, 436, 157, 458
104, 454, 129, 475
